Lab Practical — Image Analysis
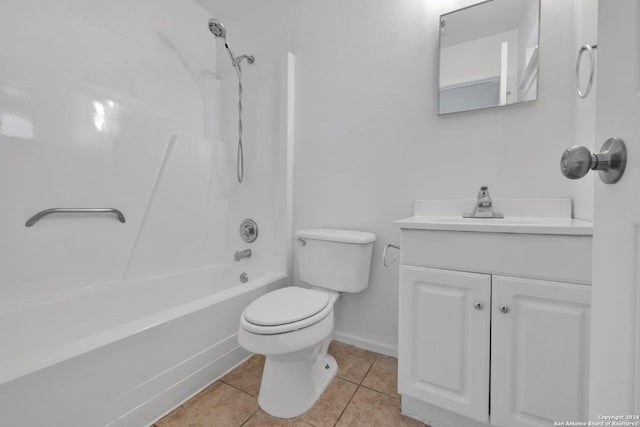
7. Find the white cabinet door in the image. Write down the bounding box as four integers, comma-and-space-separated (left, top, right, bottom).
398, 265, 491, 423
491, 276, 591, 426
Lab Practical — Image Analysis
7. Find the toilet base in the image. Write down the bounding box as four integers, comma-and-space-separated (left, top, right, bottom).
258, 348, 338, 418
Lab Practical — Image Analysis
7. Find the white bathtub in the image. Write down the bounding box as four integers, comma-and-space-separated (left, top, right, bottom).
0, 267, 287, 427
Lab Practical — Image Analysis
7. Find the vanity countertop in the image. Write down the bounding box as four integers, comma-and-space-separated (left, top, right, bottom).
394, 198, 593, 236
394, 215, 593, 236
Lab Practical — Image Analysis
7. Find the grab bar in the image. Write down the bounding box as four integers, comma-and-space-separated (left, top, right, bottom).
576, 43, 597, 99
25, 208, 126, 227
383, 244, 400, 267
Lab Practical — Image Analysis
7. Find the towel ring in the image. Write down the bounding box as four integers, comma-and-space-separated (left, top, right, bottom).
576, 43, 597, 99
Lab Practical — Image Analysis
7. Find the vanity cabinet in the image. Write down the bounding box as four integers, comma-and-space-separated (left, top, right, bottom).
396, 220, 592, 427
399, 265, 591, 426
398, 266, 491, 423
490, 276, 591, 426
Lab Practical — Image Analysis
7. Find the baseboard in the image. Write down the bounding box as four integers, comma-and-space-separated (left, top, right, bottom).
332, 330, 397, 357
401, 396, 489, 427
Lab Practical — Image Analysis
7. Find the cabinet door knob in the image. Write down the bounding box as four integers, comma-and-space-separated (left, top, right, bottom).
474, 301, 484, 310
499, 304, 510, 314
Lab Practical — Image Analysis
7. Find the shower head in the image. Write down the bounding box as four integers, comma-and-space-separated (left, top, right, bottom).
208, 17, 237, 68
208, 18, 226, 38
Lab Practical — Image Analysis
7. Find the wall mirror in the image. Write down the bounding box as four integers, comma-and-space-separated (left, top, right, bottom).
438, 0, 540, 115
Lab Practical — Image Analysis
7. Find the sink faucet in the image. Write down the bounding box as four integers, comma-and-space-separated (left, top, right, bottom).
464, 186, 503, 218
234, 249, 252, 261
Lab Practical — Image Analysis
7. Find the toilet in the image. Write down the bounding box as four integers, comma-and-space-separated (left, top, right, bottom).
237, 228, 376, 418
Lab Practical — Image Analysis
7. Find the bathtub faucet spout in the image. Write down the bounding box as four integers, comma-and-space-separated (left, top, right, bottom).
234, 249, 252, 261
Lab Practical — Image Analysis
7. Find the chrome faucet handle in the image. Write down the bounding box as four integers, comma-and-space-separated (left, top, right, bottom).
239, 219, 258, 243
477, 186, 491, 200
464, 186, 503, 218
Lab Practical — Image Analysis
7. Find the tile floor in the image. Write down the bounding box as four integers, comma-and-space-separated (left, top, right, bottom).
155, 341, 427, 427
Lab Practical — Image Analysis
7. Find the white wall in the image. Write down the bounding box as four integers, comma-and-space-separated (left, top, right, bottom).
292, 0, 581, 354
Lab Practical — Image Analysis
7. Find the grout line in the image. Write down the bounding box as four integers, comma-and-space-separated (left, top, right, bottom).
239, 408, 260, 426
358, 383, 399, 398
333, 383, 360, 426
220, 379, 258, 399
336, 375, 360, 387
359, 358, 376, 385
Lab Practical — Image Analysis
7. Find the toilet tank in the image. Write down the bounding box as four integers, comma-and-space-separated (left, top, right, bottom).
295, 229, 376, 293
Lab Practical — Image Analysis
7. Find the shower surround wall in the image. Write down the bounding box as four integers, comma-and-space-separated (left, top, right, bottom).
0, 0, 293, 425
1, 0, 290, 304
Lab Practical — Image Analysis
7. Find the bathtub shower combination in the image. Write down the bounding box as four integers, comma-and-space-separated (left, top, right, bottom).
0, 1, 294, 426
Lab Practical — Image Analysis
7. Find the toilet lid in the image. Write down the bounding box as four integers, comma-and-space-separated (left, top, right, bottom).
244, 287, 330, 326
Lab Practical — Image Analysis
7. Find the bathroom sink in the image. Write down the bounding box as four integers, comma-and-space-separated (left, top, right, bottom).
394, 215, 593, 235
393, 198, 593, 284
394, 198, 593, 236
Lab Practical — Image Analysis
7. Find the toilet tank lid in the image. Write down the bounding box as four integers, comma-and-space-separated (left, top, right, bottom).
295, 228, 376, 244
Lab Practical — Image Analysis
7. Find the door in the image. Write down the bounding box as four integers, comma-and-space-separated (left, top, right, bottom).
590, 0, 640, 414
398, 266, 491, 423
491, 276, 591, 426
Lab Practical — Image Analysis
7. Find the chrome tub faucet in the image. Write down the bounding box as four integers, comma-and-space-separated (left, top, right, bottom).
464, 186, 503, 218
234, 249, 252, 261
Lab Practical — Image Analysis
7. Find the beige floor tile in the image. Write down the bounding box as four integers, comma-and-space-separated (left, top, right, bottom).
222, 354, 265, 397
243, 410, 314, 426
157, 342, 414, 427
301, 377, 358, 427
156, 381, 257, 427
335, 387, 425, 427
328, 341, 377, 384
361, 354, 398, 396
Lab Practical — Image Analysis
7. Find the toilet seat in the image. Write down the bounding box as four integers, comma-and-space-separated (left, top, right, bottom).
241, 287, 335, 335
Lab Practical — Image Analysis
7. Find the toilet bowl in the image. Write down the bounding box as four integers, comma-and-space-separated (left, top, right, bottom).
238, 287, 339, 418
237, 229, 375, 418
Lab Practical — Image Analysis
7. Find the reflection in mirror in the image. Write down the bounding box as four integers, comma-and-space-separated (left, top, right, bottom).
438, 0, 540, 115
